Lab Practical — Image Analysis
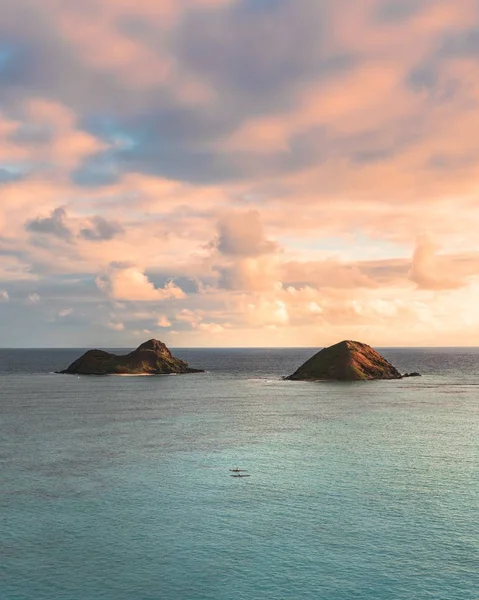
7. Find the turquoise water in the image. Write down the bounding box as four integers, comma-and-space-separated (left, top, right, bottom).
1, 348, 478, 599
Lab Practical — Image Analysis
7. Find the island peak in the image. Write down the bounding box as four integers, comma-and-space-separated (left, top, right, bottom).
136, 338, 172, 356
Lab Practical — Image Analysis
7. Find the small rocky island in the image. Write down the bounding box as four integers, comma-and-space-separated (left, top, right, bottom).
59, 339, 204, 376
286, 340, 407, 381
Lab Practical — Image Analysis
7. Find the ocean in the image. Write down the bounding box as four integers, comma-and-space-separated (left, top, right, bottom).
1, 347, 478, 600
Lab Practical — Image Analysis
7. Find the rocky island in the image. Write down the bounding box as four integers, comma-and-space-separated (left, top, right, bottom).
58, 339, 204, 376
286, 340, 405, 381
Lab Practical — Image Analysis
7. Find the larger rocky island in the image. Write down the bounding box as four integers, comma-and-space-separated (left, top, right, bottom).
58, 339, 204, 375
286, 340, 405, 381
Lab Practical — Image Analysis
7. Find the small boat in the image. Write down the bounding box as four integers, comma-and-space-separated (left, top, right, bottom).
231, 473, 250, 478
229, 468, 247, 473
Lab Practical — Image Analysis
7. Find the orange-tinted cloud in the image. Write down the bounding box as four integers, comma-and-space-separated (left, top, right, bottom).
216, 210, 278, 257
96, 265, 186, 302
410, 236, 479, 290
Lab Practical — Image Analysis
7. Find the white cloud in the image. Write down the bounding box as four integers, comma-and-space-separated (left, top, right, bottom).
0, 290, 9, 302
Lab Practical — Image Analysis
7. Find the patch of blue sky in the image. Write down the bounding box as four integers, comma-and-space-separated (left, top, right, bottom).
0, 163, 30, 182
82, 115, 140, 149
0, 45, 14, 70
110, 133, 138, 150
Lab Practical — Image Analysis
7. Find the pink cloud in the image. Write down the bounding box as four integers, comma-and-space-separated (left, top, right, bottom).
157, 315, 172, 328
0, 100, 105, 169
216, 210, 278, 257
410, 236, 479, 290
37, 0, 233, 96
197, 322, 225, 334
96, 266, 186, 302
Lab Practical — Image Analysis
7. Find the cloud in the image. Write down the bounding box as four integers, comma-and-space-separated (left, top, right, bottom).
242, 297, 290, 327
217, 256, 281, 292
175, 0, 353, 111
216, 210, 278, 257
281, 259, 380, 289
176, 309, 201, 326
212, 210, 282, 292
197, 322, 225, 334
174, 307, 226, 334
157, 315, 172, 328
107, 321, 125, 331
0, 289, 9, 302
27, 292, 40, 304
80, 216, 124, 241
96, 265, 186, 302
410, 235, 479, 290
25, 206, 72, 240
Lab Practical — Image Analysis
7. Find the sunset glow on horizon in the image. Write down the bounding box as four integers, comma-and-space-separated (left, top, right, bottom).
1, 0, 479, 347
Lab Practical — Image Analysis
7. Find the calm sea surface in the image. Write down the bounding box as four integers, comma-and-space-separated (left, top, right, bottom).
1, 347, 478, 600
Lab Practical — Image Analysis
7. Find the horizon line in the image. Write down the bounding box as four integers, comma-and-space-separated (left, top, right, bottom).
1, 345, 479, 350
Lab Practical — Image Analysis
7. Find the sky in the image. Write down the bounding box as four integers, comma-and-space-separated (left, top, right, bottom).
1, 0, 479, 348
